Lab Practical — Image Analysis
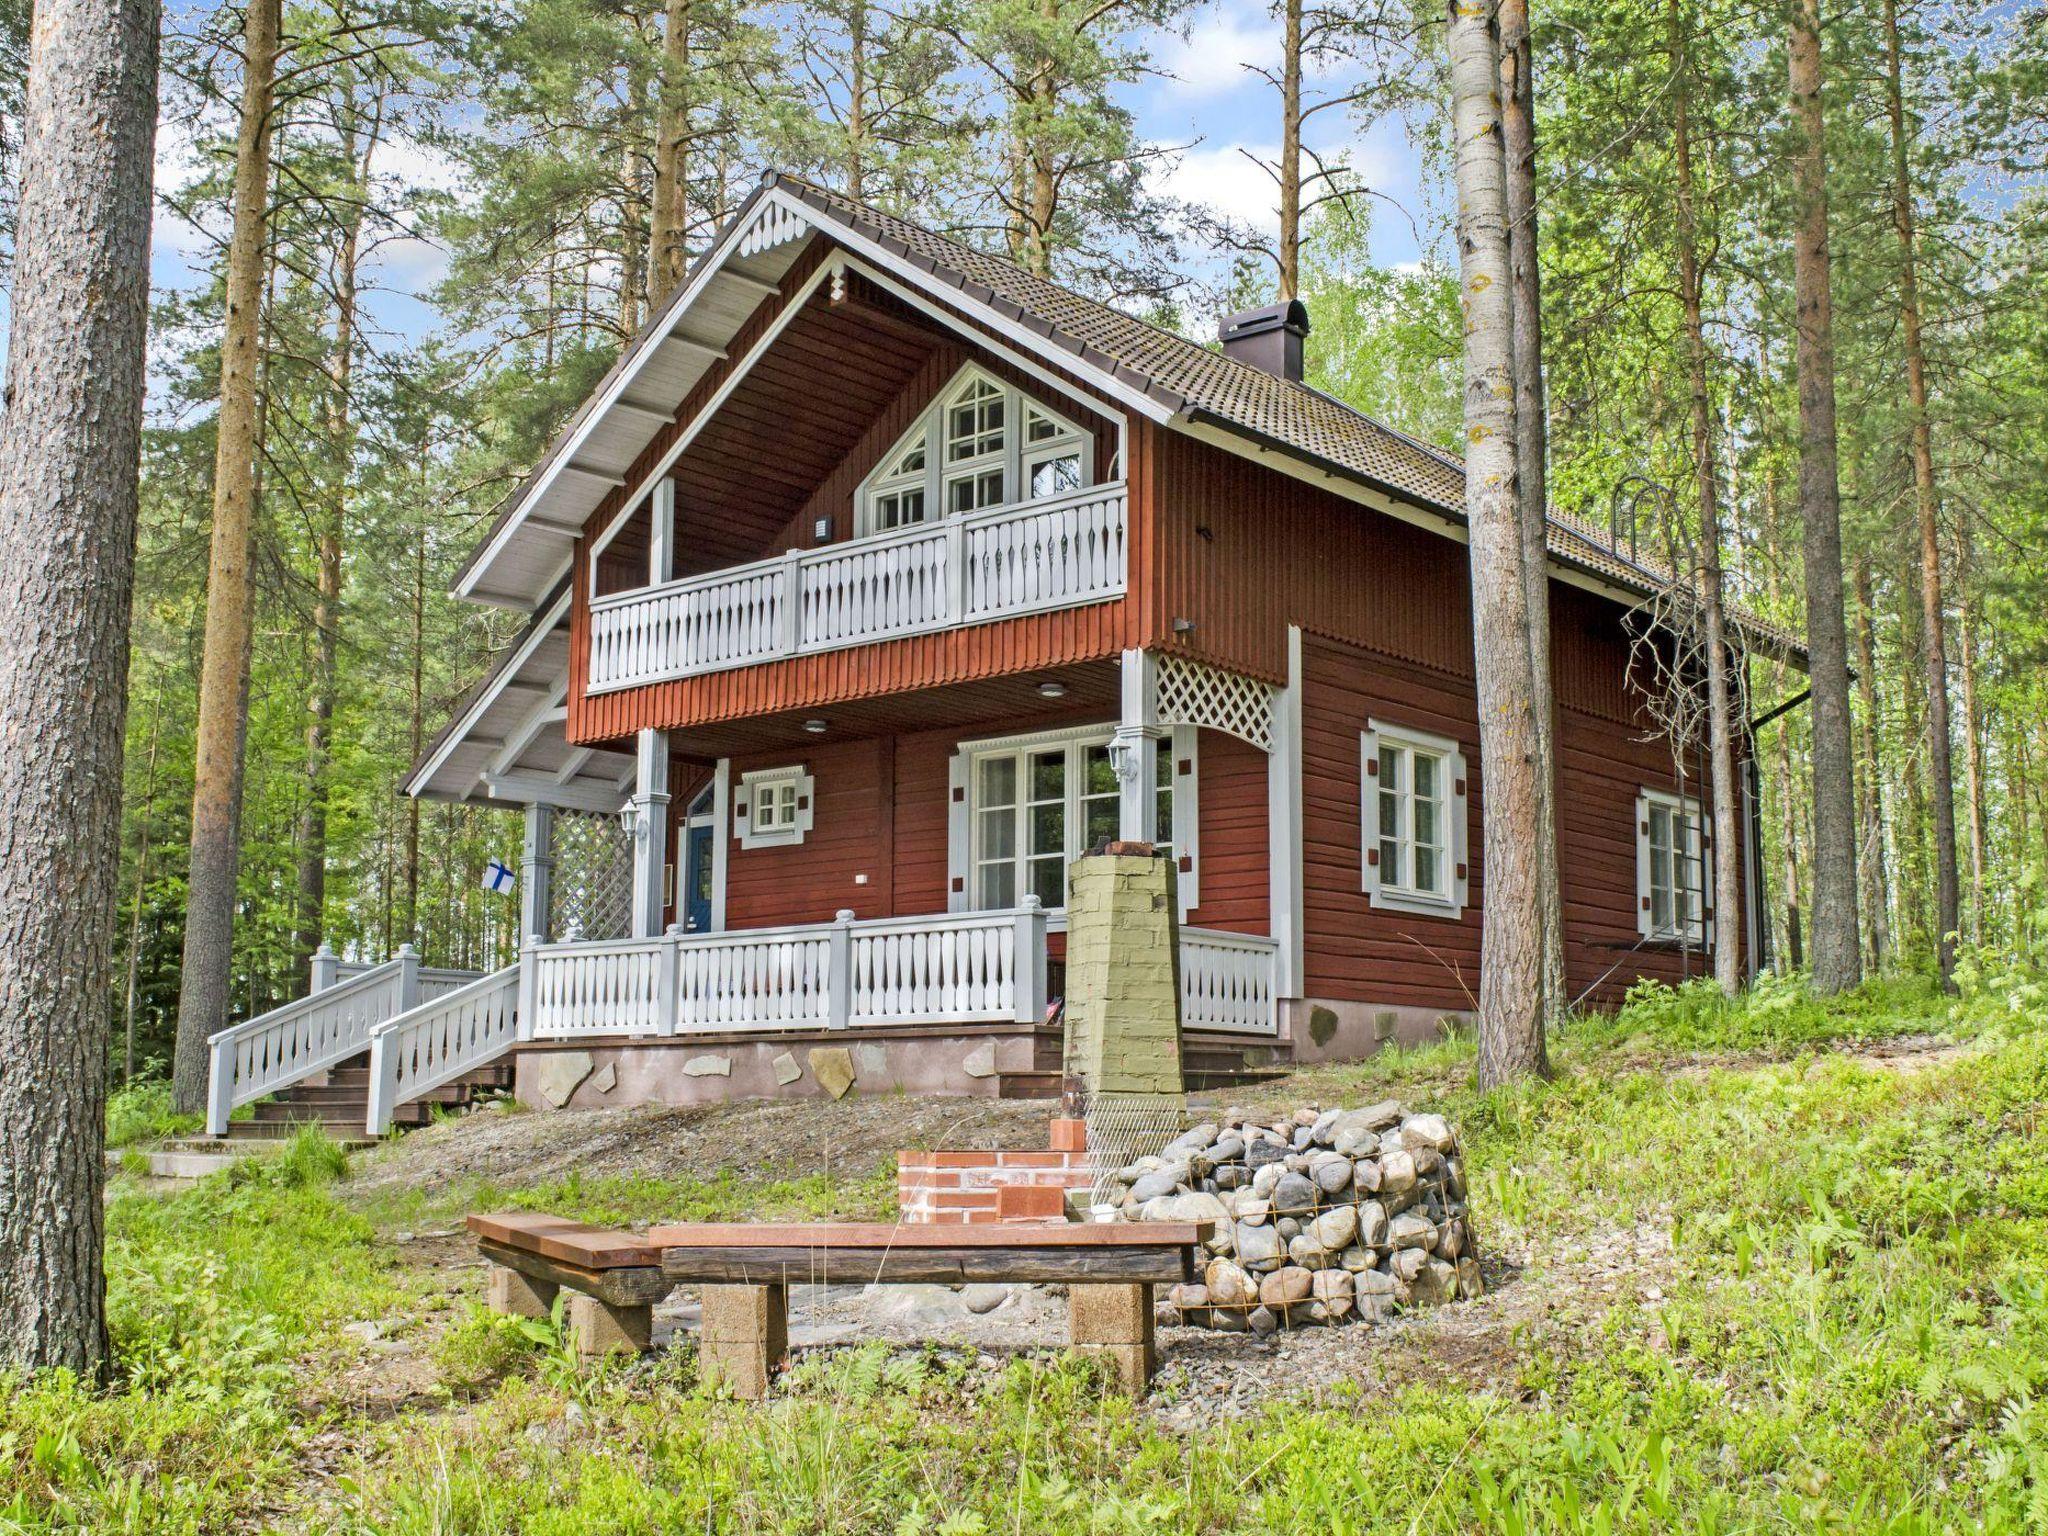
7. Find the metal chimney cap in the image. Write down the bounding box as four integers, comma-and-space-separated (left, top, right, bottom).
1217, 299, 1310, 343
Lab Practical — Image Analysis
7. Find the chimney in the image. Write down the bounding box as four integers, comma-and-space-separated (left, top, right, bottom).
1217, 298, 1310, 382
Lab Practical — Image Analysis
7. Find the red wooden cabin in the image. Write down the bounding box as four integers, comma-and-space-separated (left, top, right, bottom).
210, 174, 1779, 1133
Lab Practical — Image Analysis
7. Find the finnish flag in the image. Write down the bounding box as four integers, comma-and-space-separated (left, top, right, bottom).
482, 858, 516, 895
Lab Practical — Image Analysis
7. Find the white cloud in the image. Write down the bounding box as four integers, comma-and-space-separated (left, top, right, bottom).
1154, 141, 1282, 233
1147, 2, 1277, 100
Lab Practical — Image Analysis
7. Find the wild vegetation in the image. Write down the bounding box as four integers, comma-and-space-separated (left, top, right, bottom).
2, 975, 2043, 1530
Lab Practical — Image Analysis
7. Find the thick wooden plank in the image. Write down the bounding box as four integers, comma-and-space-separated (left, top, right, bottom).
468, 1211, 663, 1268
478, 1239, 675, 1307
658, 1244, 1190, 1285
646, 1220, 1209, 1250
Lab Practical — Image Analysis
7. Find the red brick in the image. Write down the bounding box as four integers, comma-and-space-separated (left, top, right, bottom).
1049, 1118, 1087, 1153
924, 1191, 998, 1209
987, 1151, 1075, 1169
997, 1185, 1069, 1222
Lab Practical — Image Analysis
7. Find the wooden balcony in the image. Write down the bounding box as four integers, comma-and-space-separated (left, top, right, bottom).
586, 482, 1128, 694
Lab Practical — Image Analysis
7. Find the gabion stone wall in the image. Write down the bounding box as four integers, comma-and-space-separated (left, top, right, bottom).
1103, 1102, 1484, 1333
547, 809, 633, 942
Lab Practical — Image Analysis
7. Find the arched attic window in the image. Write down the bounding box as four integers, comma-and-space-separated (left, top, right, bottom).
856, 364, 1092, 537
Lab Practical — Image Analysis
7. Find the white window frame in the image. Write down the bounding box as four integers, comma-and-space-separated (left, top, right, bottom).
855, 363, 1092, 537
945, 721, 1196, 920
1636, 787, 1711, 945
1361, 720, 1469, 919
735, 766, 814, 849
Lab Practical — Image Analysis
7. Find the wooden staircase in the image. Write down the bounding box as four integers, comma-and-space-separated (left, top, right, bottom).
224, 1052, 513, 1144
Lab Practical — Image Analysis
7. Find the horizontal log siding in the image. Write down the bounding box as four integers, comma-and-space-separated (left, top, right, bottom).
1301, 634, 1741, 1013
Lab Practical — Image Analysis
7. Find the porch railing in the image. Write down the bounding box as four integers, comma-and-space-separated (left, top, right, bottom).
1179, 927, 1281, 1035
204, 945, 481, 1136
587, 482, 1128, 693
522, 902, 1051, 1039
364, 964, 522, 1136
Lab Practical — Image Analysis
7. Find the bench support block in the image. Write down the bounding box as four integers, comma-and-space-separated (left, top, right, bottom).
1069, 1282, 1155, 1395
568, 1293, 653, 1359
700, 1283, 788, 1399
487, 1263, 559, 1320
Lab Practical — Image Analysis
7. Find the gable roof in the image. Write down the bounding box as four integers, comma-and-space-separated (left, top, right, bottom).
451, 169, 1801, 661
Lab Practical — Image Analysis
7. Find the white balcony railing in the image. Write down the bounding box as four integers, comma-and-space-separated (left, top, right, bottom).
1179, 927, 1281, 1035
587, 482, 1128, 693
364, 964, 522, 1136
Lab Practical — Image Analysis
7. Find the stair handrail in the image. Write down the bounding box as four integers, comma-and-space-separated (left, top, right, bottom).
205, 945, 430, 1137
363, 963, 523, 1136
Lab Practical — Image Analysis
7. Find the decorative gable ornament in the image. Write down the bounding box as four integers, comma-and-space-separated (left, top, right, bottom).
737, 201, 809, 259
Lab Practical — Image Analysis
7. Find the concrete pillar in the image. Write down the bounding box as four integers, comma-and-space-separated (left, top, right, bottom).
700, 1283, 788, 1398
1060, 846, 1183, 1098
520, 803, 554, 945
1069, 1282, 1156, 1395
630, 729, 671, 938
567, 1293, 652, 1359
486, 1264, 557, 1320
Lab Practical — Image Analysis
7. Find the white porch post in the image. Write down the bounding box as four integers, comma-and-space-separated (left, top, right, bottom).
1113, 648, 1162, 845
709, 757, 731, 931
1266, 626, 1304, 1000
520, 803, 554, 945
630, 728, 671, 938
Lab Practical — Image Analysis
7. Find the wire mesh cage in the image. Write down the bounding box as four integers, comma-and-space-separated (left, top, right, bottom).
1082, 1091, 1190, 1209
547, 809, 634, 942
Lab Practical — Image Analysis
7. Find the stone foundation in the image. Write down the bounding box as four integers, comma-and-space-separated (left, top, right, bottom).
1280, 1000, 1475, 1064
511, 1023, 1055, 1110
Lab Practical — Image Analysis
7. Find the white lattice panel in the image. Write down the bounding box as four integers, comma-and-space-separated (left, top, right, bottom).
548, 810, 633, 942
1155, 655, 1274, 752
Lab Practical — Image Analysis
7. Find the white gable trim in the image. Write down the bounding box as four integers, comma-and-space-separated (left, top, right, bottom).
405, 585, 572, 799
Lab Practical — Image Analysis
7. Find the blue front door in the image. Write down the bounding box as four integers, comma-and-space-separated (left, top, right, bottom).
684, 822, 713, 932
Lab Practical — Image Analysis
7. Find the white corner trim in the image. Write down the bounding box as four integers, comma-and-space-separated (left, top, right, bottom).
405, 585, 572, 799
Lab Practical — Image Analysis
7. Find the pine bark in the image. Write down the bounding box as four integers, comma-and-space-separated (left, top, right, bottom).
1668, 0, 1742, 995
1882, 0, 1958, 986
1497, 0, 1564, 1023
0, 0, 157, 1375
1449, 0, 1546, 1086
173, 0, 279, 1111
1785, 0, 1861, 993
648, 0, 693, 303
1277, 0, 1303, 298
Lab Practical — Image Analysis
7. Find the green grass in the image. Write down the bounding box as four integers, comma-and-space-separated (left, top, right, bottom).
10, 970, 2048, 1531
103, 1081, 201, 1148
358, 1163, 898, 1232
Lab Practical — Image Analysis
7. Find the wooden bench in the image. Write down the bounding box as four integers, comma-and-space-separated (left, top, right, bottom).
468, 1213, 1210, 1397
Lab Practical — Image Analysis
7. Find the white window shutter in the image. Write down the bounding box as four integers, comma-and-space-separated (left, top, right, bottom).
946, 750, 970, 913
1450, 747, 1471, 912
1171, 724, 1199, 914
1359, 728, 1382, 899
1634, 791, 1654, 940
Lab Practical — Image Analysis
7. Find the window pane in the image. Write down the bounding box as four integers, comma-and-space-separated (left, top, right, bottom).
1156, 788, 1173, 846
1413, 752, 1438, 800
1414, 794, 1437, 854
978, 755, 1016, 807
1080, 744, 1113, 796
1029, 750, 1065, 803
1380, 835, 1402, 888
1029, 803, 1064, 857
1030, 856, 1064, 909
1416, 845, 1439, 893
979, 861, 1015, 909
1026, 408, 1059, 443
1029, 453, 1081, 500
1084, 797, 1118, 850
979, 806, 1015, 861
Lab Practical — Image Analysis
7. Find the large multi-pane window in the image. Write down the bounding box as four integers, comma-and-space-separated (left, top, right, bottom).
1638, 789, 1707, 942
968, 728, 1180, 912
857, 365, 1091, 535
1361, 721, 1468, 917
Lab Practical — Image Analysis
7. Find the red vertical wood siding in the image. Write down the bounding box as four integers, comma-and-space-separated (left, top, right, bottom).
1185, 728, 1269, 934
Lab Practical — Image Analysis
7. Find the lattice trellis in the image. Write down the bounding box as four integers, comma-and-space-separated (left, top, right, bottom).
1155, 654, 1275, 753
1084, 1092, 1190, 1209
547, 810, 633, 942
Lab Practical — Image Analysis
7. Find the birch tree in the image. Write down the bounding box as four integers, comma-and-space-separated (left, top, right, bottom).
1448, 0, 1547, 1085
0, 0, 157, 1372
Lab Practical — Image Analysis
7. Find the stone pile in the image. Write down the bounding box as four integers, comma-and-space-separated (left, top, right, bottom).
1106, 1101, 1483, 1334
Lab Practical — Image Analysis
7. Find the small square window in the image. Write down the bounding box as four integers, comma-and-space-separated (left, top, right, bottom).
738, 768, 813, 849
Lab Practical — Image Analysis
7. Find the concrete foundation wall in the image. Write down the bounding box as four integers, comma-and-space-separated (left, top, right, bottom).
1279, 998, 1475, 1065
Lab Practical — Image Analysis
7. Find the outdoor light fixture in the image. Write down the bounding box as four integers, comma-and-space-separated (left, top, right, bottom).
1036, 680, 1067, 699
804, 718, 829, 734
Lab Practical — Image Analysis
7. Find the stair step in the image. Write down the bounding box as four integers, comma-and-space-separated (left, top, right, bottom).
994, 1069, 1061, 1101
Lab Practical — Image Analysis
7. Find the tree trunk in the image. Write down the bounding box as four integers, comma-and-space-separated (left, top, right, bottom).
619, 47, 648, 337
648, 0, 691, 303
1277, 0, 1302, 298
1449, 0, 1546, 1086
1882, 0, 1957, 986
404, 507, 425, 943
1668, 0, 1742, 996
1785, 0, 1860, 994
1497, 0, 1564, 1023
1853, 557, 1891, 967
1955, 515, 1986, 943
173, 0, 280, 1112
0, 0, 156, 1377
294, 113, 368, 987
123, 682, 166, 1083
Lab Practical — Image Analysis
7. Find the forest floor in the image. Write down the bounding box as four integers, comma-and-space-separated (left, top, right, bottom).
11, 966, 2048, 1533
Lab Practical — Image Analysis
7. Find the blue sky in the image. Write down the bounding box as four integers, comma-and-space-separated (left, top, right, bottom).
130, 0, 1439, 392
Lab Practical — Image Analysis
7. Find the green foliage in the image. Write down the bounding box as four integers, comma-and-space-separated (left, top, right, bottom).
104, 1081, 199, 1148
